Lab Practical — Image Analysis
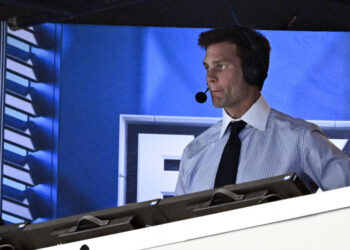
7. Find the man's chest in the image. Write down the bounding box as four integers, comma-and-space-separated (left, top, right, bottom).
187, 132, 302, 193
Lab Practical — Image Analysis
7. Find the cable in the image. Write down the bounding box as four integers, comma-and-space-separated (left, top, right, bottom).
229, 0, 242, 26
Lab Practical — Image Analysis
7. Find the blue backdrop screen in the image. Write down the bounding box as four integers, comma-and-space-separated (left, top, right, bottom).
141, 27, 350, 119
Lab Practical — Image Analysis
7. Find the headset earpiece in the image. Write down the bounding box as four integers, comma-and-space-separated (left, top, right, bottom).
239, 28, 267, 89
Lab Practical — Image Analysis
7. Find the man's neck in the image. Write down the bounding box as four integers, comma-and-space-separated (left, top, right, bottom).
225, 92, 261, 119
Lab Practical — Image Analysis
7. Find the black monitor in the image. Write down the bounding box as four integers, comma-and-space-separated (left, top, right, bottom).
0, 173, 310, 249
157, 173, 311, 222
25, 198, 167, 249
0, 222, 33, 249
0, 198, 166, 249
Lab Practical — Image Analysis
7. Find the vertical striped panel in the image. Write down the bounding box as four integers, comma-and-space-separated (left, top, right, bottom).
2, 25, 43, 224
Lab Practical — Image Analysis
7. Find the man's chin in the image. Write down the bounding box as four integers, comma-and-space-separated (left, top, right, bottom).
211, 101, 224, 108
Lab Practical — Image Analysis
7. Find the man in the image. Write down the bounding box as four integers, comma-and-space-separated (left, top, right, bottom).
175, 27, 350, 195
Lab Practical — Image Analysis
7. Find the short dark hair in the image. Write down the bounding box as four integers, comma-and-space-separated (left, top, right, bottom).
198, 27, 270, 90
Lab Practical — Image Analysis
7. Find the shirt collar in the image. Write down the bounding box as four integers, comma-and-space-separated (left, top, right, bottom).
220, 94, 271, 138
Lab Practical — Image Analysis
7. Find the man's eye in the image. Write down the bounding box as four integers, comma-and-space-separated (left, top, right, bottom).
217, 64, 227, 70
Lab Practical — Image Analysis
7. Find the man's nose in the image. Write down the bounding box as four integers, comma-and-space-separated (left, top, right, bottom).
206, 69, 217, 83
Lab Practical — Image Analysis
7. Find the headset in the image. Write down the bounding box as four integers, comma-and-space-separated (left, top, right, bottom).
237, 26, 268, 90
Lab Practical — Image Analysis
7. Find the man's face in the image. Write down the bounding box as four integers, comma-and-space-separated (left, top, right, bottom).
203, 41, 257, 115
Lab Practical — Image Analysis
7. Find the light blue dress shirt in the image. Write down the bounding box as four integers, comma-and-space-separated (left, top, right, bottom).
175, 95, 350, 195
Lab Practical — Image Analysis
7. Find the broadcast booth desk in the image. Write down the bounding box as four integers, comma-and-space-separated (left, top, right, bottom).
2, 173, 350, 250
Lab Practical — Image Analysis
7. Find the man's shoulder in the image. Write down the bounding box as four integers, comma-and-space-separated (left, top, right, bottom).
183, 120, 222, 158
269, 108, 320, 131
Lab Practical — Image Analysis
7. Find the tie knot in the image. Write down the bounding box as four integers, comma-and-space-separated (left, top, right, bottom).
229, 120, 247, 135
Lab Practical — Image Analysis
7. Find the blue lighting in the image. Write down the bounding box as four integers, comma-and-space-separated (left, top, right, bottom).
4, 142, 27, 156
7, 36, 30, 52
2, 213, 25, 224
5, 107, 28, 121
6, 71, 29, 87
3, 177, 27, 191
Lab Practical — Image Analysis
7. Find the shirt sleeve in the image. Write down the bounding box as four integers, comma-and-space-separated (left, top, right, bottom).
175, 154, 187, 196
302, 126, 350, 191
175, 173, 186, 196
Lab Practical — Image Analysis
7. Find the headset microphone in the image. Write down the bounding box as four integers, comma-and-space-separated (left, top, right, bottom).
195, 88, 209, 103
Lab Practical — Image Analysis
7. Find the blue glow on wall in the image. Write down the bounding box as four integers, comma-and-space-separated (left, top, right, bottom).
7, 36, 31, 52
262, 30, 350, 120
4, 142, 27, 156
141, 28, 350, 120
3, 177, 26, 191
5, 107, 28, 121
141, 27, 219, 117
2, 213, 25, 224
57, 25, 144, 217
6, 71, 29, 87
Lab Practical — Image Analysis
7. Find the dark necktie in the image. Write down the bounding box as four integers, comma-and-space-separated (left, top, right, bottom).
214, 120, 247, 188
